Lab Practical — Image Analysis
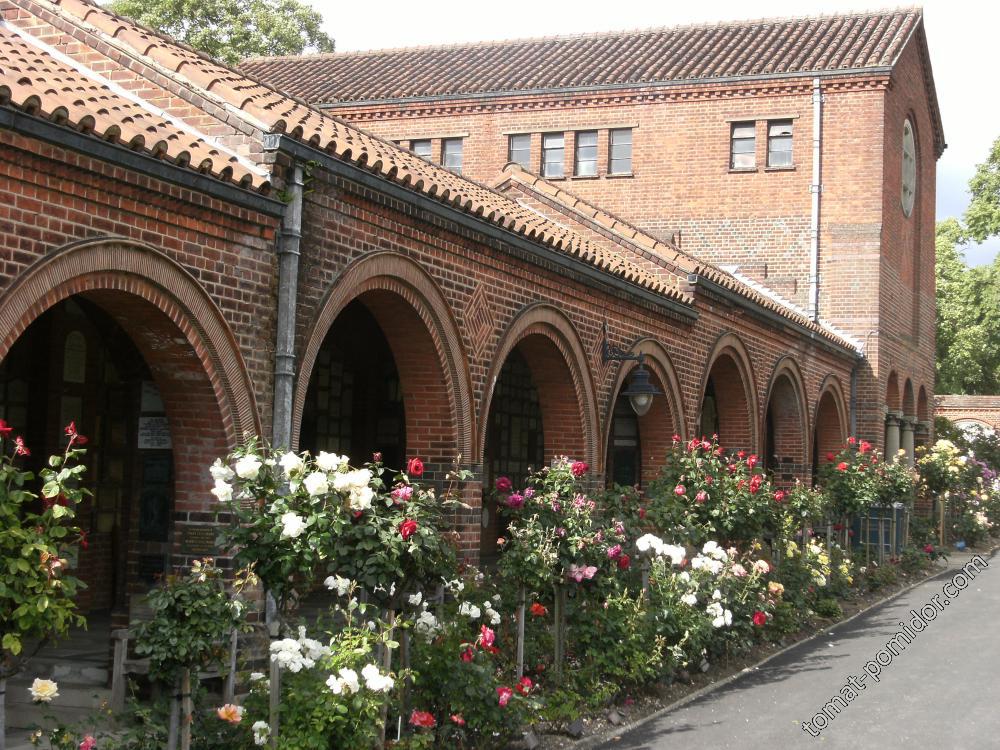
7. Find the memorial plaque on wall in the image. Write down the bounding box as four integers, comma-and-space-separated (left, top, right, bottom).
178, 524, 217, 555
138, 416, 172, 449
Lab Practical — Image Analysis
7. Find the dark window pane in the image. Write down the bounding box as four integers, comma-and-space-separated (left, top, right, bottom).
609, 128, 632, 174
508, 134, 531, 168
442, 138, 463, 172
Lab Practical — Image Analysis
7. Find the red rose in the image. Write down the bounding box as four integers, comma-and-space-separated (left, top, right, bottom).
826, 452, 835, 462
0, 419, 11, 437
848, 436, 857, 445
530, 602, 548, 617
837, 462, 848, 472
495, 476, 513, 493
860, 440, 872, 454
617, 553, 631, 570
748, 474, 763, 494
450, 714, 465, 726
460, 647, 474, 662
399, 519, 418, 540
497, 686, 513, 707
478, 625, 496, 649
737, 450, 746, 459
409, 710, 436, 729
924, 544, 934, 554
373, 451, 382, 463
570, 461, 589, 477
752, 610, 768, 627
773, 490, 786, 503
638, 507, 646, 519
407, 457, 424, 477
672, 434, 681, 443
747, 454, 759, 468
515, 676, 533, 695
14, 436, 29, 456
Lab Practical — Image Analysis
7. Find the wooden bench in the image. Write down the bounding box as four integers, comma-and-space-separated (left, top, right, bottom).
110, 628, 238, 713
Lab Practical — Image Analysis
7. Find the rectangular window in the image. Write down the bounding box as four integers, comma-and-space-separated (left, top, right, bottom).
730, 122, 756, 169
608, 128, 632, 174
508, 134, 531, 168
575, 130, 598, 176
542, 132, 565, 178
767, 120, 793, 167
411, 139, 432, 159
442, 138, 463, 172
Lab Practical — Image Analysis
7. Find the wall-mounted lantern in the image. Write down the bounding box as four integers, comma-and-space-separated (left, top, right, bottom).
601, 323, 662, 417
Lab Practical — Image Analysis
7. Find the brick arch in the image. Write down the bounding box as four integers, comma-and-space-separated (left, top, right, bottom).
698, 333, 758, 453
0, 237, 259, 446
902, 378, 916, 417
763, 358, 808, 482
480, 304, 598, 468
813, 375, 849, 468
916, 386, 929, 422
886, 371, 901, 412
602, 338, 686, 485
292, 252, 474, 464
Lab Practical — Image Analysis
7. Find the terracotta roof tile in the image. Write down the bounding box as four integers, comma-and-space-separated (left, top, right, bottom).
499, 165, 860, 352
241, 9, 922, 104
6, 0, 685, 302
0, 17, 265, 189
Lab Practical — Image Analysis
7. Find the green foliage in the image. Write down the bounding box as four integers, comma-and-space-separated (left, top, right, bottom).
132, 559, 250, 681
0, 426, 88, 679
646, 437, 779, 547
108, 0, 334, 65
817, 439, 914, 518
934, 218, 1000, 394
966, 135, 1000, 243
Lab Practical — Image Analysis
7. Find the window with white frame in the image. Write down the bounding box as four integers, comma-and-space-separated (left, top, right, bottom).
442, 138, 463, 172
542, 132, 565, 178
575, 130, 598, 176
608, 128, 632, 174
767, 120, 793, 168
508, 134, 531, 169
730, 122, 756, 169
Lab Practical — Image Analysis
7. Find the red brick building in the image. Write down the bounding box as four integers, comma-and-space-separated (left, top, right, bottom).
0, 0, 934, 631
936, 396, 1000, 435
246, 8, 944, 465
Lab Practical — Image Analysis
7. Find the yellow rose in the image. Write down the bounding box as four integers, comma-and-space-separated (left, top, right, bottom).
29, 678, 59, 703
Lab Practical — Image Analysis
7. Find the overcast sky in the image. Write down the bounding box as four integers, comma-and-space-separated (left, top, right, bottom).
315, 0, 999, 265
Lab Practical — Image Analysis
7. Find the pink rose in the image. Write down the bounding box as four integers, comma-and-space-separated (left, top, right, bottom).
571, 461, 589, 477
495, 476, 513, 493
674, 484, 686, 496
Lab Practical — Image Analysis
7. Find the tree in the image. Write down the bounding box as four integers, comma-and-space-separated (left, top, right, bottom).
109, 0, 335, 66
935, 219, 1000, 394
966, 136, 1000, 243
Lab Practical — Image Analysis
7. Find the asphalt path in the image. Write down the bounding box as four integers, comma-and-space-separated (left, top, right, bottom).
597, 553, 1000, 749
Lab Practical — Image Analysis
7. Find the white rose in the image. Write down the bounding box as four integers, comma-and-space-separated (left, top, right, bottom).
209, 459, 234, 483
279, 451, 305, 476
211, 480, 233, 503
252, 720, 270, 746
29, 678, 59, 703
324, 575, 351, 596
681, 593, 698, 606
303, 471, 329, 497
234, 455, 262, 480
349, 485, 374, 511
361, 663, 395, 692
280, 512, 307, 539
337, 668, 360, 694
316, 451, 346, 472
408, 592, 423, 606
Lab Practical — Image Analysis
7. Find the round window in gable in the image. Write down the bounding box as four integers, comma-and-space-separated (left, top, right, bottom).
901, 119, 917, 217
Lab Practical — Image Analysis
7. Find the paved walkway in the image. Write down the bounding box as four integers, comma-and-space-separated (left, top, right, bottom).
598, 552, 1000, 749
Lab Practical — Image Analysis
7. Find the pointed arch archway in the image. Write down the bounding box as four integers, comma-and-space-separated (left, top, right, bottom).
602, 338, 685, 488
292, 252, 475, 469
763, 357, 809, 484
0, 236, 259, 627
698, 333, 758, 453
